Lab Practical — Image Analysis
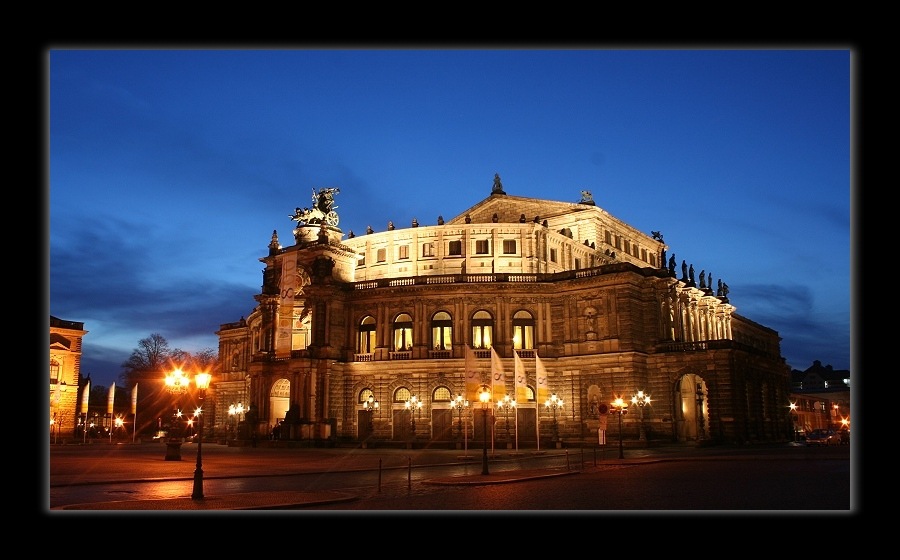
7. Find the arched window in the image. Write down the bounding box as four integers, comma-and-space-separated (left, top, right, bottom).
431, 311, 452, 350
50, 359, 60, 384
524, 385, 536, 402
394, 387, 411, 403
360, 388, 375, 404
393, 313, 413, 351
433, 386, 452, 402
358, 315, 376, 353
512, 309, 535, 350
471, 310, 494, 349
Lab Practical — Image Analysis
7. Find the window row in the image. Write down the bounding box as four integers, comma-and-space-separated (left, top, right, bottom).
359, 385, 536, 406
358, 239, 519, 266
357, 310, 536, 353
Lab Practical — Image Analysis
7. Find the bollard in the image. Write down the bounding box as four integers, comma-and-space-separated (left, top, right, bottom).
566, 449, 570, 470
378, 458, 382, 492
408, 456, 412, 489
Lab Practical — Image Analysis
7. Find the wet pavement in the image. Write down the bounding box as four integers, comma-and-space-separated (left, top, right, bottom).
47, 440, 830, 511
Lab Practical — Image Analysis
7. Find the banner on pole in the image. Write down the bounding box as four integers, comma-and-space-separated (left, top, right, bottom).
490, 347, 505, 402
513, 350, 528, 403
81, 378, 90, 414
464, 345, 481, 403
107, 382, 115, 415
131, 383, 138, 415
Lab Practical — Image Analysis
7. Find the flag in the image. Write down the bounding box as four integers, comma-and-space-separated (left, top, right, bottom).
81, 378, 90, 414
514, 350, 528, 403
107, 382, 115, 415
535, 352, 551, 404
464, 344, 481, 403
490, 347, 505, 402
131, 383, 138, 415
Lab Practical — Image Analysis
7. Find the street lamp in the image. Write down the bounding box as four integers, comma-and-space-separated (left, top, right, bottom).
789, 402, 799, 441
479, 385, 491, 475
497, 393, 517, 445
451, 394, 469, 450
192, 371, 211, 500
363, 394, 379, 436
544, 392, 563, 443
404, 394, 423, 437
228, 402, 245, 440
611, 397, 629, 459
695, 383, 706, 440
631, 390, 651, 442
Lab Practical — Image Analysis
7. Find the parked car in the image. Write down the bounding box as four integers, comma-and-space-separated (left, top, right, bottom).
805, 429, 840, 446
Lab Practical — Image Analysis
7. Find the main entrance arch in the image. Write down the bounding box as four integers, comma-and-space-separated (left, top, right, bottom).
269, 378, 290, 428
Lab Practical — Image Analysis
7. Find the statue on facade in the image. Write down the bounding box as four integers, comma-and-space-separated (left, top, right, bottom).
290, 187, 341, 227
492, 173, 505, 194
699, 270, 706, 289
681, 260, 688, 280
669, 254, 676, 275
689, 264, 695, 284
580, 190, 595, 204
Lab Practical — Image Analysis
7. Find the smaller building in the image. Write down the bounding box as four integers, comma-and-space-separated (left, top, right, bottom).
788, 360, 850, 438
49, 316, 87, 442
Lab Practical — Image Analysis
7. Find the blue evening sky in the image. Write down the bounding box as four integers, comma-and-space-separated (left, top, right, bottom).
47, 48, 853, 387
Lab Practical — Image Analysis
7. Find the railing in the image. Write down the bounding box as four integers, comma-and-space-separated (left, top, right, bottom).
354, 353, 374, 362
429, 350, 451, 359
389, 351, 412, 360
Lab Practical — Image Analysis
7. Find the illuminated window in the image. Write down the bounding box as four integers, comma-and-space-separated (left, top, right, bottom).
394, 387, 411, 403
433, 386, 451, 401
50, 360, 60, 384
471, 310, 494, 349
357, 315, 376, 353
431, 311, 452, 350
393, 313, 413, 350
359, 388, 375, 404
512, 310, 535, 349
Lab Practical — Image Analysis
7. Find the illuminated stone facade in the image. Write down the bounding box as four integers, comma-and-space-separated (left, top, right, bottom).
49, 316, 86, 441
215, 180, 791, 446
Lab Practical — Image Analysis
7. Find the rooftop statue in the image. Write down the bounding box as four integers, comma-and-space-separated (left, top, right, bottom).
291, 187, 341, 227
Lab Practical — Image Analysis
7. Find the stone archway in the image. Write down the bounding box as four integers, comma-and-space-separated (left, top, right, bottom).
676, 374, 706, 442
269, 378, 291, 429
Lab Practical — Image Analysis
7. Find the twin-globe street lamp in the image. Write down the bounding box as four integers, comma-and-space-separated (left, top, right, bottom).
545, 392, 563, 444
631, 390, 651, 441
363, 394, 379, 431
228, 402, 245, 440
478, 385, 491, 475
497, 393, 517, 444
163, 368, 211, 500
404, 394, 423, 437
452, 394, 469, 450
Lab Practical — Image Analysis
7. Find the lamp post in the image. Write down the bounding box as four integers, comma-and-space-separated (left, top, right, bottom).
789, 402, 799, 442
695, 383, 705, 440
631, 390, 651, 442
479, 385, 491, 475
497, 393, 517, 446
228, 401, 244, 440
544, 392, 563, 444
363, 394, 379, 432
404, 394, 422, 438
191, 371, 211, 500
452, 394, 469, 444
611, 397, 628, 459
